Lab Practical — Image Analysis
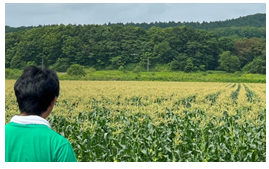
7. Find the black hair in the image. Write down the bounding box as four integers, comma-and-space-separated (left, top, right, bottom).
14, 66, 59, 116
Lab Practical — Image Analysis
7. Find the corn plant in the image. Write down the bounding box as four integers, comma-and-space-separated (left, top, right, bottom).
5, 80, 266, 162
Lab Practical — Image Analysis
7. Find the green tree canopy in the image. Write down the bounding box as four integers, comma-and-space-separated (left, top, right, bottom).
5, 22, 265, 74
67, 64, 86, 76
218, 51, 240, 73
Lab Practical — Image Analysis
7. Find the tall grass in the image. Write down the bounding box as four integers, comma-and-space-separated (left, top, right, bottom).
58, 70, 266, 83
5, 68, 266, 83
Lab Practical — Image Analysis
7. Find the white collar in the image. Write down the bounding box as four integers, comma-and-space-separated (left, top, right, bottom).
10, 115, 51, 129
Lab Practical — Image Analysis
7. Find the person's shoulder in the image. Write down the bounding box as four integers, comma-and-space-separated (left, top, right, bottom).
5, 122, 15, 127
49, 129, 77, 162
48, 128, 70, 144
5, 122, 22, 130
5, 122, 13, 132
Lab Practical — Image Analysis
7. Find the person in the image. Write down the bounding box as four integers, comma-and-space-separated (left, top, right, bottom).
5, 66, 77, 162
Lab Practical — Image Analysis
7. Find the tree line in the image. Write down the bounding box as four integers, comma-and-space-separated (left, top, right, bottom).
108, 13, 265, 30
6, 13, 265, 32
5, 15, 266, 74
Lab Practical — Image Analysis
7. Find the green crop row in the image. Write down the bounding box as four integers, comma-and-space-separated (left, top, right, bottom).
6, 80, 265, 162
230, 84, 241, 104
244, 84, 258, 103
47, 93, 265, 162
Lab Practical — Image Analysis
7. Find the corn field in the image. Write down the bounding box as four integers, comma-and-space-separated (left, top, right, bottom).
5, 80, 266, 162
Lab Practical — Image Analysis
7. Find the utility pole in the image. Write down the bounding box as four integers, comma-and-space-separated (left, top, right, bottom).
147, 57, 149, 72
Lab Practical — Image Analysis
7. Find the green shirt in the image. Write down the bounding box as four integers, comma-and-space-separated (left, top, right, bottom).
5, 116, 77, 162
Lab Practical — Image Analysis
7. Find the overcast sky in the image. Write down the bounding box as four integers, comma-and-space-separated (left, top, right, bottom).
4, 3, 267, 27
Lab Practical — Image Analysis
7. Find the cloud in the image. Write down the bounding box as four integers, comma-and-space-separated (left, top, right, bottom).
5, 3, 266, 27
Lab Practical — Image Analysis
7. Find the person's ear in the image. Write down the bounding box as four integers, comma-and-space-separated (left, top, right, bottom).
41, 96, 58, 119
50, 96, 57, 107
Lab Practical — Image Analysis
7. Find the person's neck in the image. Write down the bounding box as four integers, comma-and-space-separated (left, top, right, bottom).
20, 112, 48, 119
20, 112, 32, 116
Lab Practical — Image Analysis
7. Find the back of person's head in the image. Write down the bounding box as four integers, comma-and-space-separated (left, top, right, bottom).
14, 66, 59, 116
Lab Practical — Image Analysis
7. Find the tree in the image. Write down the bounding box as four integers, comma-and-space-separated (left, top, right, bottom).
133, 64, 144, 73
118, 65, 124, 72
110, 56, 125, 68
153, 41, 172, 64
234, 37, 265, 68
169, 60, 181, 71
168, 53, 188, 71
242, 56, 266, 74
51, 58, 70, 72
5, 22, 265, 73
26, 61, 37, 66
10, 54, 26, 69
67, 64, 86, 76
242, 50, 266, 74
184, 58, 194, 73
5, 48, 16, 68
218, 51, 240, 73
218, 36, 234, 52
62, 36, 81, 65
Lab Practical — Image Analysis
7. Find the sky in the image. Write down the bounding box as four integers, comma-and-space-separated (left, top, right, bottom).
4, 2, 266, 27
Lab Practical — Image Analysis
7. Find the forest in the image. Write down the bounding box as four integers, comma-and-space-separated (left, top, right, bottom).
5, 13, 266, 74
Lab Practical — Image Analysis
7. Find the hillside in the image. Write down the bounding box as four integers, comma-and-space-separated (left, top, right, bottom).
5, 13, 266, 33
5, 13, 266, 75
110, 13, 266, 30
